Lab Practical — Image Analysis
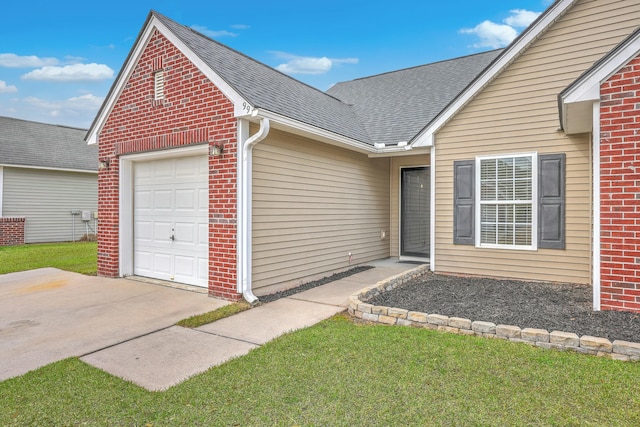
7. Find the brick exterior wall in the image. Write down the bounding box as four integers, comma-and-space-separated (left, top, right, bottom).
0, 217, 25, 246
98, 29, 240, 300
600, 55, 640, 312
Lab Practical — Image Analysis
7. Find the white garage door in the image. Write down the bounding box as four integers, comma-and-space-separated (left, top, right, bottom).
133, 155, 209, 287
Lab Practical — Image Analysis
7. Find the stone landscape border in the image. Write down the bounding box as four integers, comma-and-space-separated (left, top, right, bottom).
347, 265, 640, 362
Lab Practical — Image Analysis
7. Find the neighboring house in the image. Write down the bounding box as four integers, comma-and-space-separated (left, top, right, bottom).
0, 116, 98, 245
86, 0, 640, 313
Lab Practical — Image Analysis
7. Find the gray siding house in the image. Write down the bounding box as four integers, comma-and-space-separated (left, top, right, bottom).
0, 116, 98, 244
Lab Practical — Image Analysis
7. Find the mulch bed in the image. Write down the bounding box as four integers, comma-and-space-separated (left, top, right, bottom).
367, 272, 640, 343
258, 265, 374, 304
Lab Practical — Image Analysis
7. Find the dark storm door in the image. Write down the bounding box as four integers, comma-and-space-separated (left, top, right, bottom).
401, 167, 430, 258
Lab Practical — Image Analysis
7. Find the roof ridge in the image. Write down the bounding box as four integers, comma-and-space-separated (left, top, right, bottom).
0, 115, 88, 131
335, 48, 505, 85
151, 10, 347, 105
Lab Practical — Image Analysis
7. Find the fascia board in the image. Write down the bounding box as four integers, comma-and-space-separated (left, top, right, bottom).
0, 164, 98, 174
411, 0, 576, 148
85, 15, 252, 145
255, 109, 376, 154
563, 35, 640, 104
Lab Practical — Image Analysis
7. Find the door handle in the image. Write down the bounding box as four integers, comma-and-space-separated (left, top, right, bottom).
170, 228, 175, 241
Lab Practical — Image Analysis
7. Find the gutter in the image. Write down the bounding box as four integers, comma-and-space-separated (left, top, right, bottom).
238, 115, 270, 304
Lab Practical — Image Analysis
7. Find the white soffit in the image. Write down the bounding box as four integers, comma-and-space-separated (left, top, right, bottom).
561, 29, 640, 134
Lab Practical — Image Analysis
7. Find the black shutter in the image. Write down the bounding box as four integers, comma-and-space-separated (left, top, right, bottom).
538, 153, 566, 249
453, 160, 475, 245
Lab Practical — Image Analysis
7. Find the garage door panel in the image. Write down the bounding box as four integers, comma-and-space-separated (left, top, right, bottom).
135, 221, 153, 241
133, 155, 209, 288
153, 222, 172, 242
174, 256, 195, 277
135, 162, 154, 179
175, 189, 196, 210
135, 190, 152, 210
174, 222, 195, 244
198, 258, 208, 282
153, 190, 172, 210
198, 189, 208, 213
153, 253, 172, 275
135, 251, 153, 273
198, 223, 208, 245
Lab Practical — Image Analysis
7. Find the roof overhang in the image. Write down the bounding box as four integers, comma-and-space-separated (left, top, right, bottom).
410, 0, 577, 148
85, 12, 252, 145
559, 26, 640, 135
0, 163, 98, 174
250, 109, 423, 157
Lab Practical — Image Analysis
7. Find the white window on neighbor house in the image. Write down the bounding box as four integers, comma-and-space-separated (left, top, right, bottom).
154, 70, 165, 100
476, 153, 537, 250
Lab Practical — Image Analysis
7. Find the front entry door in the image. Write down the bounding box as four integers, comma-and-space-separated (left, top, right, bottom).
401, 167, 430, 258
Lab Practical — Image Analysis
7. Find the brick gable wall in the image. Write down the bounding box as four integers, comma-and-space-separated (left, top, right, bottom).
98, 29, 240, 300
600, 55, 640, 312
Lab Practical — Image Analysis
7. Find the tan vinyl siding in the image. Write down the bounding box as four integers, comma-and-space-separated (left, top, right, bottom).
434, 0, 640, 284
389, 155, 430, 257
252, 129, 390, 293
2, 167, 98, 243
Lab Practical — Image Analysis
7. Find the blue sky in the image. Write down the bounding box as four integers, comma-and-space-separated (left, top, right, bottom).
0, 0, 553, 129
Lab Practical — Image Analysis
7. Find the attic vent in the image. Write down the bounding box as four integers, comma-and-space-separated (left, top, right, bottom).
154, 70, 165, 100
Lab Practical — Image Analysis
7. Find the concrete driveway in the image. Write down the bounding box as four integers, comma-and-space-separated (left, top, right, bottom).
0, 268, 226, 382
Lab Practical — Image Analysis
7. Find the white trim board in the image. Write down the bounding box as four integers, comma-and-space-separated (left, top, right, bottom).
86, 13, 251, 146
411, 0, 576, 148
118, 144, 209, 278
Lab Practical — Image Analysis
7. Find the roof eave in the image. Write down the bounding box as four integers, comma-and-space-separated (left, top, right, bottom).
410, 0, 577, 148
85, 11, 253, 145
559, 25, 640, 135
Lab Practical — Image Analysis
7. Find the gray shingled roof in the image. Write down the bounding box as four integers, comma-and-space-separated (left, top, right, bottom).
326, 50, 503, 147
0, 116, 97, 171
153, 12, 372, 144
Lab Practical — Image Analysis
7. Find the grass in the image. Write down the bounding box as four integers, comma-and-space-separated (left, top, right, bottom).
2, 314, 640, 426
176, 301, 252, 328
0, 241, 97, 275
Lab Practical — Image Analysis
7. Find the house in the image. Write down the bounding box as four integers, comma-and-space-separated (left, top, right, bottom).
0, 116, 98, 245
86, 0, 640, 313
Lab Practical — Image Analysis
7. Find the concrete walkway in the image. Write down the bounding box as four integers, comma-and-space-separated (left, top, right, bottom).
81, 259, 421, 391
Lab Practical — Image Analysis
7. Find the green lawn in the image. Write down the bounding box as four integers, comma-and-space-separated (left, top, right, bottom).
0, 241, 97, 275
2, 314, 639, 426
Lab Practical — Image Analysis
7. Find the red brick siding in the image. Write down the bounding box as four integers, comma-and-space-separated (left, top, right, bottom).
600, 55, 640, 312
98, 29, 240, 300
0, 217, 25, 246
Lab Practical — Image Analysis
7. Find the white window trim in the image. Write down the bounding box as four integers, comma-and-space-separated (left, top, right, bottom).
475, 152, 538, 251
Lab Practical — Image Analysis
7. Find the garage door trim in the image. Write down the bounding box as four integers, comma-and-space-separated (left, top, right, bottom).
119, 144, 209, 281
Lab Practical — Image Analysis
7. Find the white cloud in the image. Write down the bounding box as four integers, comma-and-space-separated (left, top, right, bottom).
272, 52, 359, 75
504, 9, 541, 28
23, 93, 104, 126
21, 63, 114, 82
230, 24, 250, 30
191, 25, 237, 38
0, 53, 59, 68
460, 9, 541, 49
460, 20, 518, 49
0, 80, 18, 94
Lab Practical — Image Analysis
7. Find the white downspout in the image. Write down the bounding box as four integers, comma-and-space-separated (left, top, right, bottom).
592, 101, 601, 311
238, 116, 270, 304
429, 143, 435, 273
